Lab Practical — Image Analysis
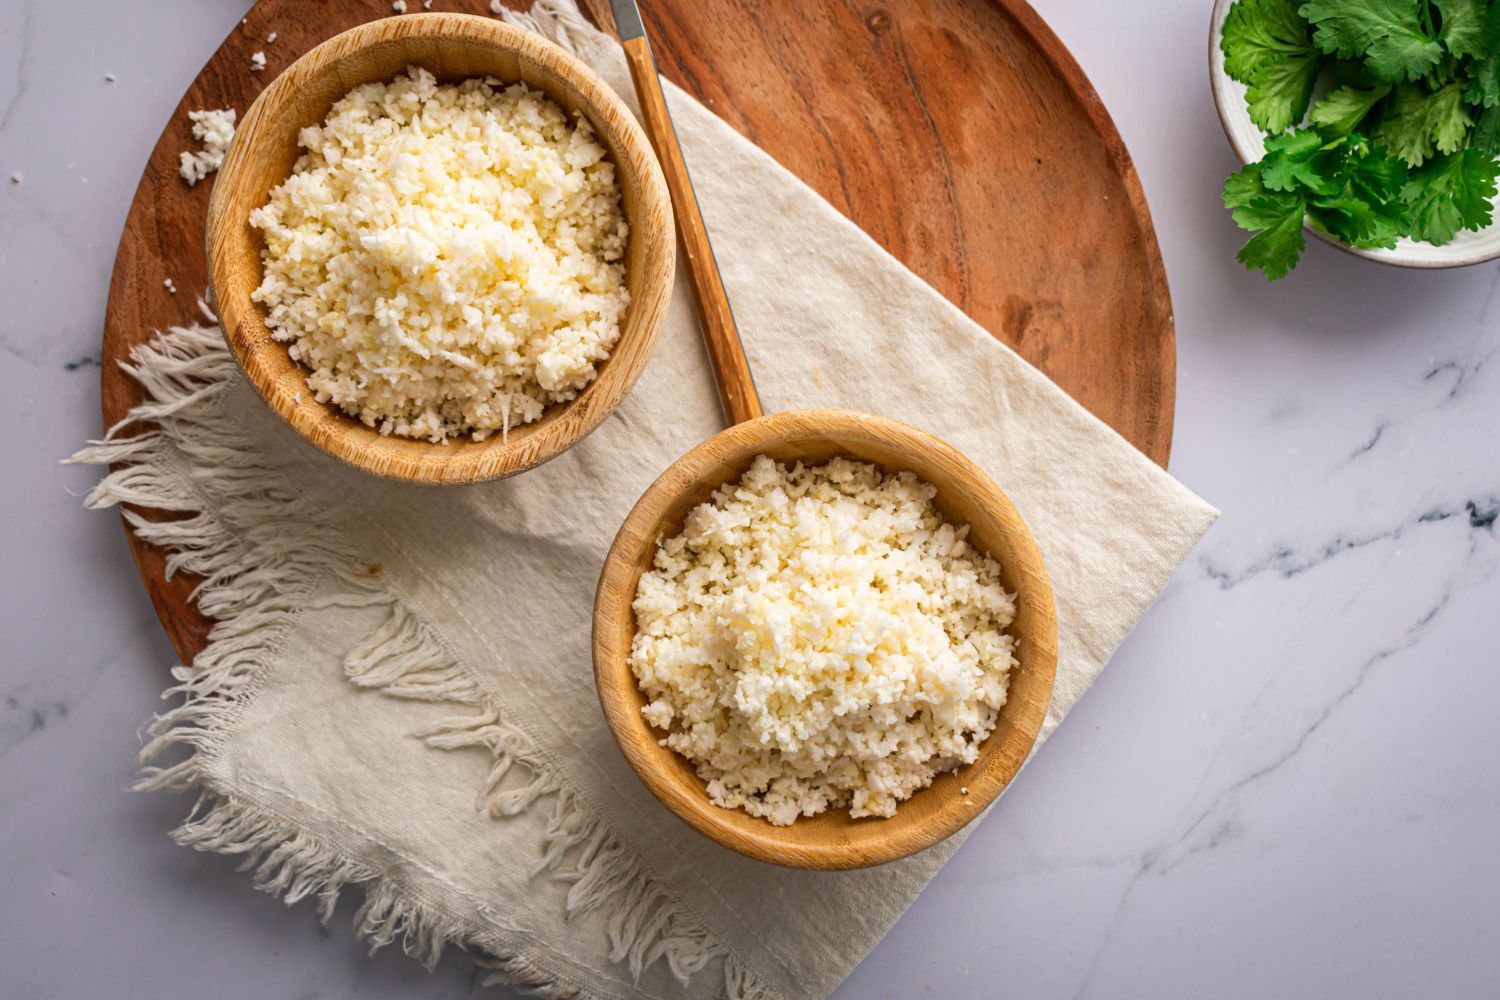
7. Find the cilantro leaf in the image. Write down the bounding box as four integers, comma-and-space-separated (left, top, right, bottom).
1240, 209, 1309, 279
1375, 81, 1474, 165
1224, 162, 1301, 226
1224, 161, 1271, 208
1346, 142, 1411, 199
1309, 83, 1392, 132
1312, 194, 1385, 244
1327, 58, 1385, 88
1299, 0, 1443, 82
1260, 130, 1345, 192
1429, 82, 1476, 151
1473, 105, 1500, 151
1464, 54, 1500, 107
1311, 138, 1412, 246
1224, 160, 1309, 278
1223, 0, 1317, 79
1433, 0, 1487, 59
1223, 0, 1322, 132
1401, 147, 1500, 242
1248, 52, 1325, 131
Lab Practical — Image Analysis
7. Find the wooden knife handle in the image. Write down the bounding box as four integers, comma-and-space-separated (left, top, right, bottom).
620, 34, 763, 426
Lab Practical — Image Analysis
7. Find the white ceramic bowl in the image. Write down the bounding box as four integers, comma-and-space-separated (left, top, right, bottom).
1209, 0, 1500, 269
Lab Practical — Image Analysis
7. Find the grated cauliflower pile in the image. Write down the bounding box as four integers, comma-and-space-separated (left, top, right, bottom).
630, 455, 1018, 826
250, 66, 630, 442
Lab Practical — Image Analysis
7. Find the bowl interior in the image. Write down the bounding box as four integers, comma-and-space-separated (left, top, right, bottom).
1208, 0, 1500, 269
208, 14, 671, 483
593, 410, 1058, 870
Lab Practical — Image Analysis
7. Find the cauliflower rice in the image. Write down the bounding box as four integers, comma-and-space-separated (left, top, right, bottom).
630, 455, 1018, 826
249, 66, 630, 442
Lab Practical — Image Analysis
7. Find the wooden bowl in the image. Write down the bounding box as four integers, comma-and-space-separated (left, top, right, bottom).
593, 409, 1058, 870
206, 14, 673, 483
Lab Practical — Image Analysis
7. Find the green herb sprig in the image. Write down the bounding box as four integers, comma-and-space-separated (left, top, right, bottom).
1221, 0, 1500, 278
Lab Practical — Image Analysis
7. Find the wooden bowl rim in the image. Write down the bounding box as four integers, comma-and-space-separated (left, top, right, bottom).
206, 12, 674, 483
592, 409, 1059, 870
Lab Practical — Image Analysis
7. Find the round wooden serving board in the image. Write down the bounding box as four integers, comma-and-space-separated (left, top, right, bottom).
103, 0, 1176, 664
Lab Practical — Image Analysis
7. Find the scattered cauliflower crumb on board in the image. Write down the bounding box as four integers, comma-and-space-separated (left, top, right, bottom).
163, 277, 177, 295
631, 455, 1018, 826
392, 0, 407, 11
249, 51, 267, 73
249, 66, 630, 443
178, 109, 236, 186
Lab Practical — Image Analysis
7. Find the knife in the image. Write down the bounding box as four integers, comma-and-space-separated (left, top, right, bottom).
610, 0, 762, 425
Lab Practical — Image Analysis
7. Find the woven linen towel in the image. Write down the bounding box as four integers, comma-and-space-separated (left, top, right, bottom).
76, 3, 1218, 997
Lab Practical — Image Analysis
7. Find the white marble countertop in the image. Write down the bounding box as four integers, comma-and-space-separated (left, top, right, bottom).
4, 1, 1498, 997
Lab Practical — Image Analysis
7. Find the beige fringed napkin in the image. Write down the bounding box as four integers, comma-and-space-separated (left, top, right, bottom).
75, 3, 1217, 997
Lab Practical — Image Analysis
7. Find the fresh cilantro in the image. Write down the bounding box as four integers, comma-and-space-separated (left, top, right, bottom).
1224, 131, 1413, 277
1222, 0, 1500, 278
1239, 210, 1310, 279
1320, 140, 1413, 246
1314, 194, 1388, 245
1434, 0, 1487, 58
1402, 147, 1500, 241
1223, 0, 1322, 131
1299, 0, 1444, 82
1464, 54, 1500, 106
1309, 83, 1392, 132
1429, 81, 1477, 150
1374, 82, 1472, 165
1225, 163, 1299, 222
1261, 130, 1344, 191
1224, 161, 1308, 279
1473, 105, 1500, 151
1326, 58, 1386, 89
1345, 145, 1411, 201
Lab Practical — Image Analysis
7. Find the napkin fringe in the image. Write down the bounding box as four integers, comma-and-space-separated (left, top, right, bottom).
341, 604, 772, 996
73, 321, 775, 1000
497, 0, 604, 60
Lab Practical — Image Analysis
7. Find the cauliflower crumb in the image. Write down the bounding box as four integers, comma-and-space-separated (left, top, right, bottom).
630, 455, 1017, 826
392, 0, 407, 11
249, 67, 629, 443
490, 0, 504, 12
163, 277, 177, 294
249, 51, 267, 72
178, 108, 236, 185
266, 32, 278, 43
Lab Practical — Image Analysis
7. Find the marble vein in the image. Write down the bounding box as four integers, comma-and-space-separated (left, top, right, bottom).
1201, 494, 1499, 590
1063, 481, 1499, 996
1067, 578, 1469, 1000
0, 4, 32, 138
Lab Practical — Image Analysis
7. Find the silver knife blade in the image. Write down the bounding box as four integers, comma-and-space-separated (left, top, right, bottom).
610, 0, 646, 42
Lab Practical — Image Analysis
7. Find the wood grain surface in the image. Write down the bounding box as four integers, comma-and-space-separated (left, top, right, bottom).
102, 0, 1175, 664
593, 409, 1058, 869
207, 14, 674, 483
